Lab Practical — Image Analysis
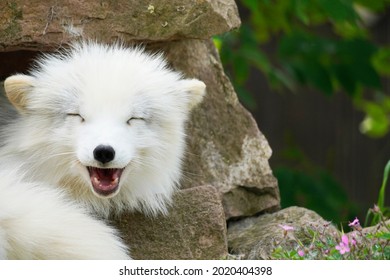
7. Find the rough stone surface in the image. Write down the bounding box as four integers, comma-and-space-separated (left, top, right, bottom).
0, 0, 240, 51
228, 206, 338, 259
155, 39, 280, 219
0, 0, 281, 259
114, 186, 228, 259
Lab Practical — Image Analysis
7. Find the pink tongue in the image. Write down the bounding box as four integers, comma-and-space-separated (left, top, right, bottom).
88, 167, 123, 196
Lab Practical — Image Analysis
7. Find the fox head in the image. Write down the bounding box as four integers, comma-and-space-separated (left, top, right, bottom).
3, 42, 205, 216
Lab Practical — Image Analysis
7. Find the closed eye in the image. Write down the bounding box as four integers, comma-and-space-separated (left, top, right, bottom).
67, 113, 85, 122
127, 117, 145, 125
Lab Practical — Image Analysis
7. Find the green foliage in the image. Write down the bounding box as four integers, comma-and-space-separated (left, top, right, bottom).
273, 138, 358, 224
216, 0, 390, 137
275, 167, 357, 224
279, 34, 381, 96
357, 96, 390, 137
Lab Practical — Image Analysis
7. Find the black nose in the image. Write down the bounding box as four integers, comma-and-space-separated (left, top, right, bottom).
93, 145, 115, 164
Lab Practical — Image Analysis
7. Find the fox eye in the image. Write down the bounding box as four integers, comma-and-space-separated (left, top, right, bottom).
67, 113, 85, 122
127, 117, 145, 125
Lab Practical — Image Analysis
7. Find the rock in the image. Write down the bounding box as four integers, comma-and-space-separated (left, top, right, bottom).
0, 0, 281, 259
114, 185, 228, 259
155, 39, 280, 219
228, 206, 338, 259
0, 0, 240, 51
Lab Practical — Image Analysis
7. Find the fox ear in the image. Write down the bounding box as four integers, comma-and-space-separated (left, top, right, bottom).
4, 74, 35, 113
181, 79, 206, 110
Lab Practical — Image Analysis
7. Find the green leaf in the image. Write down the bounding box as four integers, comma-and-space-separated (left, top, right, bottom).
317, 0, 358, 22
213, 37, 223, 52
301, 60, 334, 94
331, 64, 357, 95
336, 39, 381, 89
353, 64, 382, 89
354, 0, 389, 11
377, 232, 390, 240
378, 159, 390, 209
268, 69, 296, 91
240, 46, 272, 73
241, 0, 261, 12
359, 102, 389, 137
235, 85, 258, 110
293, 0, 310, 24
232, 56, 250, 85
373, 47, 390, 76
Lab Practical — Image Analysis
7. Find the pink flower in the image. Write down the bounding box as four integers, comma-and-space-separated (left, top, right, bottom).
348, 217, 362, 231
324, 249, 329, 255
279, 224, 294, 237
297, 250, 305, 257
335, 234, 350, 255
348, 217, 360, 227
341, 234, 349, 244
279, 224, 294, 231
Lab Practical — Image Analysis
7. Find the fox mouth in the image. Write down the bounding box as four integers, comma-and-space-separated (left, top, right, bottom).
87, 167, 124, 197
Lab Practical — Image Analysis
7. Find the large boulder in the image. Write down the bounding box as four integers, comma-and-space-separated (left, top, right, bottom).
157, 39, 280, 219
0, 0, 280, 259
0, 0, 240, 51
228, 206, 338, 259
114, 186, 227, 259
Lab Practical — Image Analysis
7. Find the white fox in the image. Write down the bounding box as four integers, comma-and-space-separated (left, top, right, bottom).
0, 41, 205, 259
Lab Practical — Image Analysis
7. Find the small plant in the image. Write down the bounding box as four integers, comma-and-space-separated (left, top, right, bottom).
271, 212, 389, 260
272, 159, 390, 260
365, 159, 390, 226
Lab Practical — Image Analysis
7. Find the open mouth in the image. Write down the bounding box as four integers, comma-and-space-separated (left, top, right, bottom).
87, 167, 124, 197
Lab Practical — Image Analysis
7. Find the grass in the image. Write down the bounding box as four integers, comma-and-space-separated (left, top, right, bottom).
365, 159, 390, 227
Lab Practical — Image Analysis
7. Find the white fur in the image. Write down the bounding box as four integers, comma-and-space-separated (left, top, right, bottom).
0, 170, 129, 259
0, 41, 205, 259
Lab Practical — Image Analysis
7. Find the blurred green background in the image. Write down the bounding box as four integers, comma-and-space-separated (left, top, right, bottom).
215, 0, 390, 225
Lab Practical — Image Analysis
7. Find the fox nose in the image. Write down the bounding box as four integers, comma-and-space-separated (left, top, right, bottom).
93, 145, 115, 164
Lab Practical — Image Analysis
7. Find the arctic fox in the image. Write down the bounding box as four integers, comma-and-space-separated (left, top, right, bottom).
0, 41, 205, 259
